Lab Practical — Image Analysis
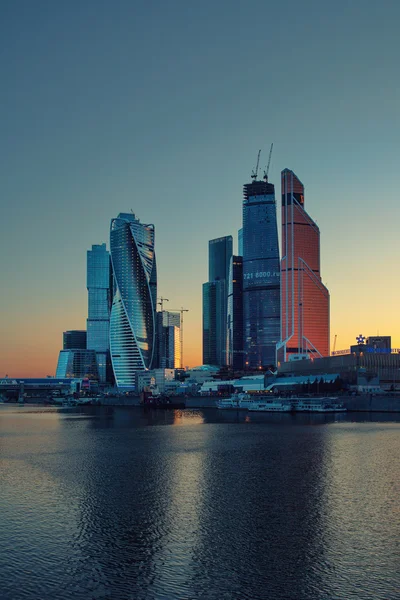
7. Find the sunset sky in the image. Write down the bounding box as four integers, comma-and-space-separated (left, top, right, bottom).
1, 0, 399, 376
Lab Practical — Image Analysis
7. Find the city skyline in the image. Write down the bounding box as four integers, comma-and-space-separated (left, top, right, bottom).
1, 1, 399, 376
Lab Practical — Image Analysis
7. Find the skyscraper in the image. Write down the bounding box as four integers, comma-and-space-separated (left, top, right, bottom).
109, 213, 157, 388
156, 311, 181, 369
86, 243, 112, 383
242, 178, 280, 368
277, 169, 330, 363
63, 330, 87, 350
226, 255, 243, 370
202, 236, 232, 366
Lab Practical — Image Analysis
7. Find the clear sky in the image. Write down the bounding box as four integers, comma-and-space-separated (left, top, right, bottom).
1, 0, 399, 376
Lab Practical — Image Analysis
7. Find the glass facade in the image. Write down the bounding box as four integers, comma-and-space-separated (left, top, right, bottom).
277, 169, 329, 363
202, 236, 232, 367
156, 311, 181, 369
63, 330, 87, 350
86, 243, 112, 383
243, 180, 280, 368
238, 228, 243, 256
226, 255, 243, 370
110, 213, 157, 388
202, 280, 226, 366
56, 349, 98, 379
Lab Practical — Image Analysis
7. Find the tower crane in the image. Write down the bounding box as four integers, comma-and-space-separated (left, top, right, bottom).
157, 297, 169, 312
168, 307, 189, 369
263, 143, 273, 181
251, 149, 261, 181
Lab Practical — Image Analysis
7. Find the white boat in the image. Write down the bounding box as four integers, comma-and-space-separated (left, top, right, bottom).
292, 397, 347, 413
247, 399, 293, 412
216, 393, 256, 410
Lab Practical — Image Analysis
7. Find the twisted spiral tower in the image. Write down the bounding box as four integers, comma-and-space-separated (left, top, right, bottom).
110, 213, 157, 388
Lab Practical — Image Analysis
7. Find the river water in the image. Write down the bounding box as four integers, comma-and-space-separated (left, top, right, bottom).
0, 405, 399, 600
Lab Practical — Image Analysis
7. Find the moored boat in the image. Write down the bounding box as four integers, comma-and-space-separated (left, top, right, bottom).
247, 399, 293, 412
216, 393, 257, 410
292, 397, 347, 413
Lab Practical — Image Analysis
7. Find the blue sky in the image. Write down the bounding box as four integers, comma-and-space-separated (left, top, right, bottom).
1, 0, 399, 374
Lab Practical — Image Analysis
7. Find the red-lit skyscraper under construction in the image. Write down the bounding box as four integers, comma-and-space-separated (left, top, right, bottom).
276, 169, 330, 365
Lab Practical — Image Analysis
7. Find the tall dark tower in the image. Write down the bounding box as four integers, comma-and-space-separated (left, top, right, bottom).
242, 174, 280, 369
202, 236, 232, 366
226, 255, 243, 370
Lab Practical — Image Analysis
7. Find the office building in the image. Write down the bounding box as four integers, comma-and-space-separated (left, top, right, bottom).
202, 236, 232, 366
238, 228, 243, 256
86, 243, 112, 383
242, 178, 280, 368
156, 311, 181, 369
56, 349, 98, 380
277, 169, 329, 363
226, 255, 243, 370
109, 213, 157, 388
63, 330, 87, 350
366, 336, 391, 351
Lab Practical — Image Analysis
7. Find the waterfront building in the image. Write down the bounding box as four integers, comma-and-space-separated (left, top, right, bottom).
226, 255, 244, 370
366, 336, 391, 350
86, 243, 112, 383
242, 178, 280, 368
277, 169, 330, 364
55, 349, 98, 380
63, 330, 87, 350
110, 213, 157, 388
278, 348, 400, 392
202, 236, 232, 367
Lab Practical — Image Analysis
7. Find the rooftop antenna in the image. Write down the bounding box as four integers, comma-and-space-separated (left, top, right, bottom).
263, 143, 273, 181
251, 149, 261, 181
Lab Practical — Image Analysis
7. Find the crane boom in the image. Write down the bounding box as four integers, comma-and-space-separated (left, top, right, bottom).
264, 143, 273, 181
251, 149, 261, 180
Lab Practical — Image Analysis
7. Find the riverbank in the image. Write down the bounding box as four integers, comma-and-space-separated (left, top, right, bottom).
98, 393, 400, 412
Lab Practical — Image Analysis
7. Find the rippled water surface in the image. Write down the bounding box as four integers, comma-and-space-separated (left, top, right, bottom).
1, 405, 399, 600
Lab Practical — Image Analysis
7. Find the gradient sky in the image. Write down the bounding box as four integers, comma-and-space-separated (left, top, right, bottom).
1, 0, 399, 376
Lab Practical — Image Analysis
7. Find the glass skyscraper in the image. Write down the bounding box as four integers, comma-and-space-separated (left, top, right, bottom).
156, 311, 181, 369
243, 179, 280, 368
202, 236, 232, 366
277, 169, 329, 363
63, 330, 87, 350
86, 243, 112, 383
56, 349, 98, 380
110, 213, 157, 388
226, 255, 243, 370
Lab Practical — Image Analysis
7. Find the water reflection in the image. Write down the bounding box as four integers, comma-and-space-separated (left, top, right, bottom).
0, 405, 399, 599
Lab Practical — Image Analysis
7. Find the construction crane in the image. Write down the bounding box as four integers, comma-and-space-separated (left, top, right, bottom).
251, 149, 261, 181
157, 297, 169, 312
168, 307, 189, 369
263, 143, 273, 181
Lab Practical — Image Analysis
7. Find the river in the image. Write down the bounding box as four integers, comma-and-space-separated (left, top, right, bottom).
0, 405, 399, 599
